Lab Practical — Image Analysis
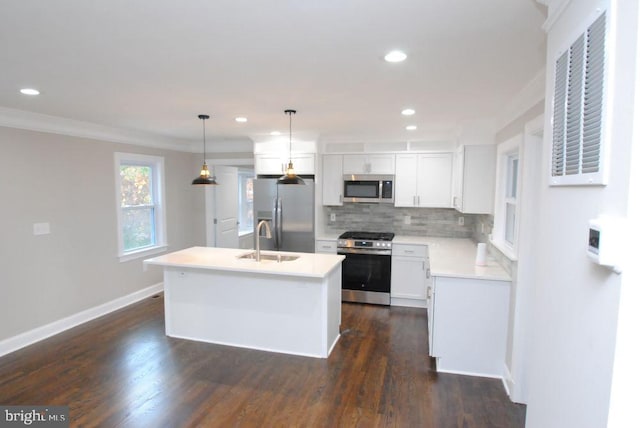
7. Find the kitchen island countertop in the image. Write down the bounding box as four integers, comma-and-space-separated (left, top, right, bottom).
145, 246, 344, 278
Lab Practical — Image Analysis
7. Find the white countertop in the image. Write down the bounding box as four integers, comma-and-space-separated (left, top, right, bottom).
144, 247, 345, 279
394, 236, 511, 281
317, 233, 510, 281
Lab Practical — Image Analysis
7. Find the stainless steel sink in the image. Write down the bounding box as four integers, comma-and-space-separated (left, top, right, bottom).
237, 251, 300, 262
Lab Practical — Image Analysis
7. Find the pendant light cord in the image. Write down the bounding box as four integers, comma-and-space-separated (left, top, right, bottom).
202, 117, 206, 163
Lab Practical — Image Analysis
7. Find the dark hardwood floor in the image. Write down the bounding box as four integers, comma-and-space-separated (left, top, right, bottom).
0, 295, 525, 427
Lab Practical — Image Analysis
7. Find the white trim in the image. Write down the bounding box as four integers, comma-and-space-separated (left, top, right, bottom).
502, 362, 516, 400
0, 106, 190, 152
541, 0, 572, 33
0, 283, 163, 358
495, 68, 546, 132
435, 367, 505, 381
114, 152, 167, 259
118, 244, 168, 263
492, 135, 524, 260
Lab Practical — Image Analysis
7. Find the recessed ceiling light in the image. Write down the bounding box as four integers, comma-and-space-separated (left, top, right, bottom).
401, 108, 415, 116
384, 50, 407, 63
270, 131, 281, 136
406, 125, 417, 131
20, 88, 40, 96
235, 117, 248, 123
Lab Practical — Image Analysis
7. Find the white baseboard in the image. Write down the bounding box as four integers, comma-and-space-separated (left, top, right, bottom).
436, 367, 505, 380
0, 283, 163, 358
502, 362, 515, 398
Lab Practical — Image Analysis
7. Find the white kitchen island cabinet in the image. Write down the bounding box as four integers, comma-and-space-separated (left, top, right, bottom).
144, 247, 345, 358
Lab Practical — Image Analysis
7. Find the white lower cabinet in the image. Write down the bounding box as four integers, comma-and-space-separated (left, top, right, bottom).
315, 239, 337, 254
390, 244, 429, 307
429, 276, 510, 377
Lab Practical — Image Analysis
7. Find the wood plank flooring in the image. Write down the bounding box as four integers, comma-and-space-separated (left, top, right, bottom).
0, 295, 525, 427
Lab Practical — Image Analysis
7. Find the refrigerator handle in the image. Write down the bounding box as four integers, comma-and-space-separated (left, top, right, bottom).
276, 197, 283, 249
272, 197, 279, 249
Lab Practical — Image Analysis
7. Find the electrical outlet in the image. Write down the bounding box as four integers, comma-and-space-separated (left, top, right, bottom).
481, 223, 485, 233
330, 213, 336, 222
404, 215, 411, 225
458, 216, 464, 226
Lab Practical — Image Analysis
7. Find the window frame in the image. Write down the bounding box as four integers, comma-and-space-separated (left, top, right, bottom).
114, 152, 167, 262
492, 135, 523, 261
237, 168, 255, 236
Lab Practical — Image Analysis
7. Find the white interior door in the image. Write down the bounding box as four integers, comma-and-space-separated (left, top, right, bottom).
205, 165, 239, 248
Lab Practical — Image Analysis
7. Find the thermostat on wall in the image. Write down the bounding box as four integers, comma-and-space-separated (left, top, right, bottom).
587, 216, 624, 273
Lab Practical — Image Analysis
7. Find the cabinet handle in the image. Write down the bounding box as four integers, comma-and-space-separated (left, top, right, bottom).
339, 194, 343, 203
427, 286, 432, 298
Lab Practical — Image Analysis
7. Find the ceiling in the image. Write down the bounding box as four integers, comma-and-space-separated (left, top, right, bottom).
1, 0, 547, 150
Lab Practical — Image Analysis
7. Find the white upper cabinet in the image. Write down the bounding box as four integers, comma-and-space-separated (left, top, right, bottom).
322, 154, 343, 206
343, 154, 395, 175
452, 145, 495, 214
255, 153, 315, 175
395, 153, 453, 208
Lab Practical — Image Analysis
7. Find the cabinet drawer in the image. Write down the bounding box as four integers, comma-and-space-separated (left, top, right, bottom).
392, 244, 428, 258
315, 240, 337, 253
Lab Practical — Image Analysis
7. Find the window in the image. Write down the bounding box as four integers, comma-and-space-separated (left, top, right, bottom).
238, 169, 254, 235
505, 154, 519, 246
492, 135, 522, 260
114, 153, 167, 261
551, 10, 607, 185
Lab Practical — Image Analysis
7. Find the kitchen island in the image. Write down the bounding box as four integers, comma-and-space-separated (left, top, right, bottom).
144, 246, 345, 358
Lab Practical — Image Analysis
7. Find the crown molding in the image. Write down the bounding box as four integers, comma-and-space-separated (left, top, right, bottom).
495, 68, 546, 132
539, 0, 572, 32
0, 106, 193, 152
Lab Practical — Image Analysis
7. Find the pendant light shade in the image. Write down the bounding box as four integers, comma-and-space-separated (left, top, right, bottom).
277, 109, 305, 185
192, 114, 218, 185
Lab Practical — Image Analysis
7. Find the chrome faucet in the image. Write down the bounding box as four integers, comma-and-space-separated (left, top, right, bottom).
255, 220, 273, 262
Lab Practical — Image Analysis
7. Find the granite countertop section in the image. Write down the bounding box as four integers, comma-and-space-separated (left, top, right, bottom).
394, 236, 511, 281
145, 247, 345, 279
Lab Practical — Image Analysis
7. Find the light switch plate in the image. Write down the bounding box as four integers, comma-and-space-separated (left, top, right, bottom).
33, 222, 51, 235
404, 215, 411, 225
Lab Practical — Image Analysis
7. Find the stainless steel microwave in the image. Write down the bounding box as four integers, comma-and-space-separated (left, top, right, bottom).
343, 175, 394, 203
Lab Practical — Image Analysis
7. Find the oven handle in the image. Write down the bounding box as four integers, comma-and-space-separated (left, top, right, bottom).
337, 248, 392, 256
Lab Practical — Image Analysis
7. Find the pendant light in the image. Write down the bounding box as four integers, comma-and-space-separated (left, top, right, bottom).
192, 114, 218, 185
277, 109, 305, 185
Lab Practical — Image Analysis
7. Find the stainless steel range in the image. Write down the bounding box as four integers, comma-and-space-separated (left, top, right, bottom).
337, 231, 394, 305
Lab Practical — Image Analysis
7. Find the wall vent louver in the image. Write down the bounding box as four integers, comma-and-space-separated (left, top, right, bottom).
550, 11, 607, 185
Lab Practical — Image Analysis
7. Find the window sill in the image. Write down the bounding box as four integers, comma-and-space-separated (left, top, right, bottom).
239, 230, 254, 237
489, 238, 518, 262
118, 244, 168, 263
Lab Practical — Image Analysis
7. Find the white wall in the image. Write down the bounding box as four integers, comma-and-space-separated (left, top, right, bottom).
526, 1, 639, 427
0, 126, 203, 344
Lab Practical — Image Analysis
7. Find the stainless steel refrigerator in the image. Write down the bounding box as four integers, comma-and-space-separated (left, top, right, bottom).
252, 178, 315, 253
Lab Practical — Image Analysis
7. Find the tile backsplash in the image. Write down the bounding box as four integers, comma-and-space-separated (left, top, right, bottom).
324, 205, 490, 238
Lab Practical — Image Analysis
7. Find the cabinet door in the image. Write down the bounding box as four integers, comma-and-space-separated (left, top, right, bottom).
452, 146, 464, 211
369, 154, 395, 174
416, 153, 453, 207
342, 155, 368, 174
394, 154, 418, 207
255, 154, 284, 175
322, 155, 343, 206
427, 277, 435, 355
291, 154, 315, 175
342, 154, 395, 174
457, 145, 496, 214
390, 255, 427, 300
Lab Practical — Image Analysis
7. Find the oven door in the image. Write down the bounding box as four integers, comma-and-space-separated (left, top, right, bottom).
338, 249, 391, 305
